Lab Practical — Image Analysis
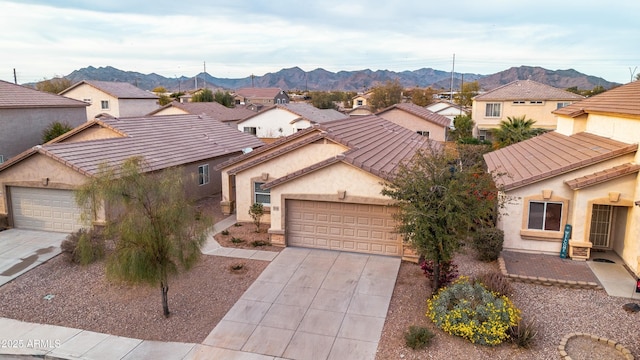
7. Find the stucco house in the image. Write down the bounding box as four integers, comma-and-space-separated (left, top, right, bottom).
216, 114, 437, 258
147, 101, 259, 127
0, 80, 88, 163
425, 100, 470, 121
484, 80, 640, 276
352, 91, 373, 109
376, 102, 452, 142
0, 114, 264, 232
234, 87, 289, 106
236, 103, 347, 141
60, 80, 160, 120
472, 79, 584, 141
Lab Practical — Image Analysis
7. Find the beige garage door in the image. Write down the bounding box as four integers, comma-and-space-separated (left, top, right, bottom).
10, 187, 84, 233
286, 200, 401, 256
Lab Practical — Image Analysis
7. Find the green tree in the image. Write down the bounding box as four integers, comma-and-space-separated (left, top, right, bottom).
75, 157, 212, 317
158, 94, 172, 106
152, 86, 168, 93
492, 115, 544, 149
213, 90, 235, 108
382, 145, 498, 292
565, 86, 581, 95
410, 87, 437, 107
35, 76, 72, 94
370, 80, 403, 111
248, 203, 264, 232
448, 114, 474, 142
191, 89, 214, 102
454, 81, 480, 107
309, 91, 336, 109
42, 121, 73, 143
636, 73, 640, 81
585, 85, 606, 97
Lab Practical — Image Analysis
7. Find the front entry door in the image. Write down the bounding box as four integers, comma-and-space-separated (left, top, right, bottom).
589, 204, 613, 249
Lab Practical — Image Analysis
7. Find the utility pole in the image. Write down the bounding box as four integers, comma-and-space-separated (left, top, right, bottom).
449, 54, 455, 103
13, 68, 17, 84
251, 74, 255, 88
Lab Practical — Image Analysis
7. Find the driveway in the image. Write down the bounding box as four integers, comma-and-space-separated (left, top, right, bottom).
200, 247, 401, 360
0, 229, 68, 287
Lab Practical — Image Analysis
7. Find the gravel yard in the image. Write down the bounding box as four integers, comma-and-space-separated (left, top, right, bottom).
376, 246, 640, 360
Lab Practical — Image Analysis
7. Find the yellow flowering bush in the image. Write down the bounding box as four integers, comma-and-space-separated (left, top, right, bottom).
427, 276, 521, 346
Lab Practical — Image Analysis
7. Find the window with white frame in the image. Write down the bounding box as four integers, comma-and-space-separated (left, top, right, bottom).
529, 100, 543, 105
198, 164, 209, 185
556, 102, 570, 109
512, 101, 525, 105
0, 155, 4, 164
243, 127, 257, 135
357, 99, 364, 106
83, 98, 92, 104
417, 131, 430, 138
254, 182, 270, 206
527, 201, 562, 231
485, 103, 501, 117
101, 100, 110, 110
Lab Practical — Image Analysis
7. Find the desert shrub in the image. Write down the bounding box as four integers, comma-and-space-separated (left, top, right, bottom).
230, 263, 245, 271
508, 316, 538, 348
421, 260, 459, 288
221, 229, 229, 236
248, 203, 264, 232
404, 326, 435, 350
427, 276, 521, 346
472, 228, 504, 262
473, 271, 512, 297
250, 240, 270, 247
230, 237, 244, 244
60, 228, 105, 265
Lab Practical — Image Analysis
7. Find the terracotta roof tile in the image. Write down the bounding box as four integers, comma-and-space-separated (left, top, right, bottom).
553, 80, 640, 117
148, 101, 257, 122
474, 79, 584, 101
60, 80, 158, 99
377, 102, 452, 127
0, 114, 264, 175
564, 163, 640, 190
0, 79, 88, 108
484, 131, 637, 190
235, 87, 283, 98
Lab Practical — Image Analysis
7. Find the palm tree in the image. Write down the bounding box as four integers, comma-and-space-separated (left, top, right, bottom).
492, 115, 543, 148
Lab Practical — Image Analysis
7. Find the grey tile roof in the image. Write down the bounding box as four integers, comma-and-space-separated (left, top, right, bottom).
484, 131, 637, 190
220, 115, 440, 186
0, 79, 88, 109
474, 79, 584, 101
376, 102, 452, 127
235, 87, 283, 99
0, 114, 265, 175
278, 103, 348, 123
60, 80, 158, 99
148, 101, 258, 122
553, 80, 640, 117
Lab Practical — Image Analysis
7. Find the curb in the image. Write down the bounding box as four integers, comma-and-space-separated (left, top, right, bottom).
497, 256, 602, 290
558, 332, 634, 360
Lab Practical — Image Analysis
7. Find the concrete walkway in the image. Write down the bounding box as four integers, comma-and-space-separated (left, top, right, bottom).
0, 217, 400, 359
587, 252, 640, 299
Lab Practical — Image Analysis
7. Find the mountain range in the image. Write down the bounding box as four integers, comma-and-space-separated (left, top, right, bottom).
62, 65, 618, 93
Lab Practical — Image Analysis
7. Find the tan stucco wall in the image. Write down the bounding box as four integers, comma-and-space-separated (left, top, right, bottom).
118, 99, 160, 118
150, 107, 189, 116
62, 85, 119, 120
59, 125, 123, 143
473, 100, 575, 132
268, 162, 391, 232
377, 108, 447, 141
221, 140, 350, 222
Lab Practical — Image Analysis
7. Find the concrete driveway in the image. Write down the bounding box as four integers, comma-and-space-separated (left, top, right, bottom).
200, 247, 401, 360
0, 229, 68, 286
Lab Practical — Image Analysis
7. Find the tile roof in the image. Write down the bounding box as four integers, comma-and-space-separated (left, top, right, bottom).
553, 80, 640, 117
60, 80, 158, 99
376, 102, 452, 127
220, 115, 439, 187
0, 114, 265, 176
473, 79, 584, 101
279, 103, 347, 123
0, 79, 88, 109
147, 101, 257, 122
483, 131, 637, 191
235, 87, 283, 99
564, 163, 640, 190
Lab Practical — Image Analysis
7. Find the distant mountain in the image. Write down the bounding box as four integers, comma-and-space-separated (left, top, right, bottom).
58, 65, 618, 93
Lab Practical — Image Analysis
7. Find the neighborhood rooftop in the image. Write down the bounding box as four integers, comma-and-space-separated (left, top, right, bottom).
483, 131, 637, 190
0, 114, 264, 175
473, 79, 585, 101
275, 103, 347, 123
60, 80, 158, 99
553, 79, 640, 117
147, 101, 257, 122
235, 87, 283, 98
0, 79, 88, 109
377, 102, 452, 127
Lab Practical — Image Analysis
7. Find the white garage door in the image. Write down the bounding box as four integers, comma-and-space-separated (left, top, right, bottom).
286, 200, 401, 256
10, 187, 84, 233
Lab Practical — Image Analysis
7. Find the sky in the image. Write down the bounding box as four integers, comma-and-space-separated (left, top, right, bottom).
1, 1, 639, 85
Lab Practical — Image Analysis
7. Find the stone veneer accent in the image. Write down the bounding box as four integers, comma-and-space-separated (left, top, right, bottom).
557, 332, 634, 360
497, 256, 602, 290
